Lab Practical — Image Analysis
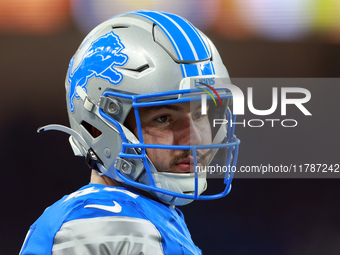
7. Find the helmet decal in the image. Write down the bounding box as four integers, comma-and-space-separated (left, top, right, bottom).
68, 31, 128, 112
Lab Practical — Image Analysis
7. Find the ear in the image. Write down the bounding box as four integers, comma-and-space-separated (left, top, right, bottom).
124, 110, 138, 138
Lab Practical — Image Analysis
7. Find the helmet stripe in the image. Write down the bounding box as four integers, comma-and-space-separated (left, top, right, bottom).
131, 10, 210, 62
181, 62, 214, 77
130, 10, 215, 78
130, 11, 183, 60
163, 12, 211, 60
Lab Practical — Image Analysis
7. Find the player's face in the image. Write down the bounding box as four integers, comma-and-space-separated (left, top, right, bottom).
125, 101, 212, 173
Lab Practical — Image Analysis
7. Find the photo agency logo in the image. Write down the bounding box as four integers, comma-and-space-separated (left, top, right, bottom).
193, 78, 312, 128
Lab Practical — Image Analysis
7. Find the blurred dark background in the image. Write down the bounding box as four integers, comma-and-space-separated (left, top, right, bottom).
1, 1, 339, 254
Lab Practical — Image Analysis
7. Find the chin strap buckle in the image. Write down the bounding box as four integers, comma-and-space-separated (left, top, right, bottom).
85, 148, 103, 171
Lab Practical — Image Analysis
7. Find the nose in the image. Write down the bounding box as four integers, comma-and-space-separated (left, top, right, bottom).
176, 116, 203, 146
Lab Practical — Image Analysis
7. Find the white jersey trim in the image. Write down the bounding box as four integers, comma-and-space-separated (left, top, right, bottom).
52, 216, 164, 255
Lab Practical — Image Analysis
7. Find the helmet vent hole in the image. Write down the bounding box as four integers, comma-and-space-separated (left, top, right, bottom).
111, 25, 130, 29
136, 64, 149, 73
81, 121, 102, 138
122, 64, 149, 73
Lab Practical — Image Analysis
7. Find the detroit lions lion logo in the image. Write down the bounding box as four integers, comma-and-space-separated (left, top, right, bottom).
68, 31, 128, 112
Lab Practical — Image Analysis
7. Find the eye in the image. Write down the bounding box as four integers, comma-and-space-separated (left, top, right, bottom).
192, 110, 203, 120
155, 115, 170, 123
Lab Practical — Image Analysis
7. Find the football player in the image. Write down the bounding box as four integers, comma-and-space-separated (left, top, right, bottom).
20, 10, 240, 255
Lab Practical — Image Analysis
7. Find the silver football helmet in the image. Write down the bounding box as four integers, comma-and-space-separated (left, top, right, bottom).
39, 10, 240, 206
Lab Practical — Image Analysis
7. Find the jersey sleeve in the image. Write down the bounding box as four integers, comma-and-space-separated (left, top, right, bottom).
52, 216, 164, 255
20, 185, 165, 255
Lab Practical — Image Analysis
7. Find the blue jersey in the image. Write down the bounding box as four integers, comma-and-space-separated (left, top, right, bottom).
20, 184, 202, 255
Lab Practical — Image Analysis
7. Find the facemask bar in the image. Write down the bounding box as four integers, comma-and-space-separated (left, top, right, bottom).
98, 87, 240, 201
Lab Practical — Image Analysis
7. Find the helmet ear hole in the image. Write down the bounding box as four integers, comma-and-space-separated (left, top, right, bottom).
80, 121, 102, 138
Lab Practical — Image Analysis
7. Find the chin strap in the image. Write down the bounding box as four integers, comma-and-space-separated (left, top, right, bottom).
37, 124, 90, 152
37, 124, 103, 170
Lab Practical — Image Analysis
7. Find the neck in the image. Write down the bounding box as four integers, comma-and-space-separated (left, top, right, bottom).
90, 170, 122, 187
89, 170, 175, 208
